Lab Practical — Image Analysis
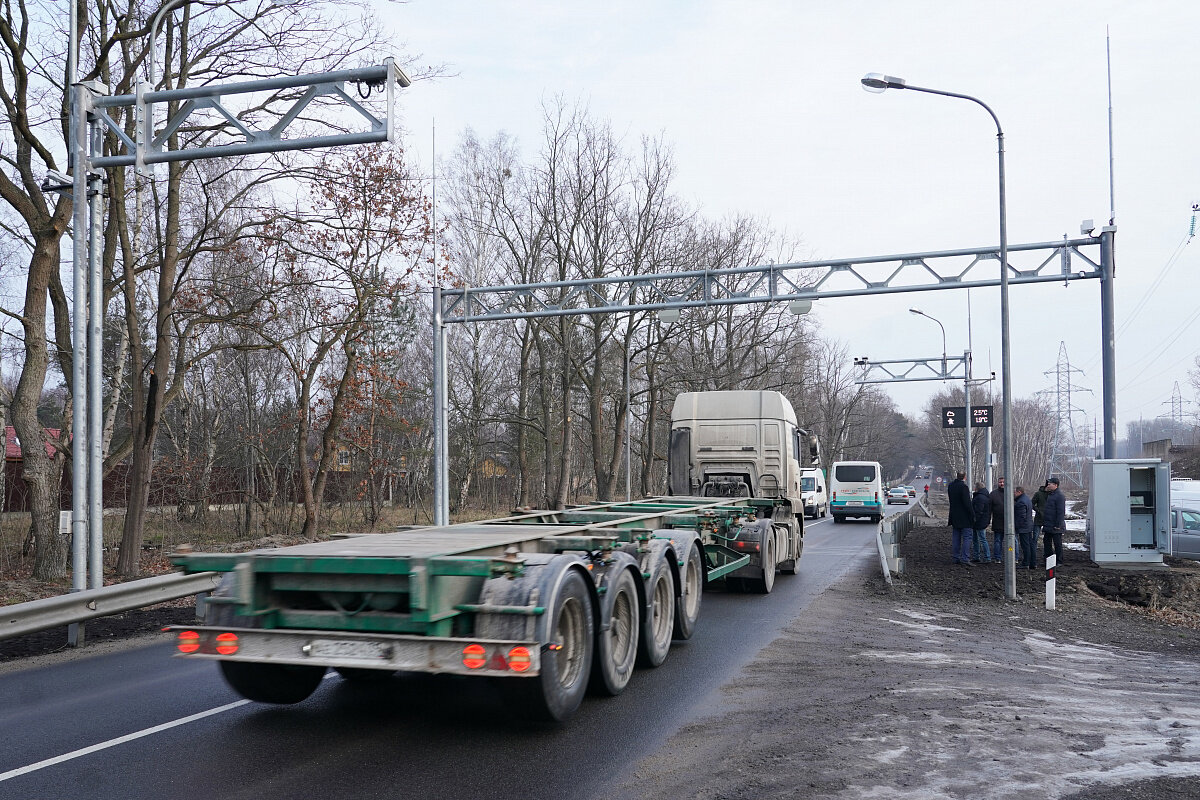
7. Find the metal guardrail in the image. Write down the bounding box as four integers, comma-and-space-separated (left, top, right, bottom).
876, 503, 918, 583
0, 571, 220, 641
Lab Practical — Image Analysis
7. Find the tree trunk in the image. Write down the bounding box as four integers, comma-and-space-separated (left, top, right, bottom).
301, 342, 359, 539
13, 233, 70, 581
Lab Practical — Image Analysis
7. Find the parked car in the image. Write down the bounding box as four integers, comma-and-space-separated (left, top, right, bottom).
886, 487, 909, 505
1171, 506, 1200, 561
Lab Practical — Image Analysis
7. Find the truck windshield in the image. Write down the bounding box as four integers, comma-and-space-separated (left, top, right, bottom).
835, 465, 876, 482
801, 477, 816, 491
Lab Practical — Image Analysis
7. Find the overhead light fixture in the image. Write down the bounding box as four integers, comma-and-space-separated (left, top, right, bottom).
788, 299, 813, 316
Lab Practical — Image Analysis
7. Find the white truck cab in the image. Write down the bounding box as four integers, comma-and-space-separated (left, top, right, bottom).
667, 390, 817, 516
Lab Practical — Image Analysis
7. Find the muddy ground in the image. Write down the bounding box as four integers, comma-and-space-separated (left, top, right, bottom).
619, 508, 1200, 800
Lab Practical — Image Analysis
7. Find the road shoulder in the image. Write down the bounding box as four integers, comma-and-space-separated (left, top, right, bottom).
617, 558, 1200, 800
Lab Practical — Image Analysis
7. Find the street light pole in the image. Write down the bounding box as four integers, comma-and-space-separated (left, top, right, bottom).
863, 73, 1017, 600
909, 308, 946, 377
910, 307, 968, 488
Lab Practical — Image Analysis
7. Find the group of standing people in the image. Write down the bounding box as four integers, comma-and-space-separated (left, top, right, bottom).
947, 473, 1068, 569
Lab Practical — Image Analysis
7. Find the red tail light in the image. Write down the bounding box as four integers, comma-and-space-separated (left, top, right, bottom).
177, 630, 201, 654
215, 632, 239, 655
462, 643, 487, 670
508, 646, 532, 673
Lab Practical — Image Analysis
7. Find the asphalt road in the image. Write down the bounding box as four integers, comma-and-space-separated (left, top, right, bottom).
0, 503, 908, 800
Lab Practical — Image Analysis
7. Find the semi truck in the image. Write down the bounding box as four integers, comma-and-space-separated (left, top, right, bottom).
168, 392, 808, 722
667, 390, 820, 566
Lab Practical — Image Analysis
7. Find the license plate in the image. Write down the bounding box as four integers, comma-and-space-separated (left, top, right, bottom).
846, 501, 864, 506
309, 639, 390, 661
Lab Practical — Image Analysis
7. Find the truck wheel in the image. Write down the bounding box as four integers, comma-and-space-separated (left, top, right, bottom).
590, 568, 640, 696
219, 661, 326, 704
335, 667, 395, 682
637, 557, 676, 667
833, 515, 843, 524
673, 542, 703, 640
508, 569, 594, 722
746, 536, 775, 594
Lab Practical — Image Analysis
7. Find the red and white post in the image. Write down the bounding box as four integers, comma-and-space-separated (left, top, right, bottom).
1045, 553, 1056, 610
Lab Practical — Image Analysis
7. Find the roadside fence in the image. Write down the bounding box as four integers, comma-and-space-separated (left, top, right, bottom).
1, 571, 218, 644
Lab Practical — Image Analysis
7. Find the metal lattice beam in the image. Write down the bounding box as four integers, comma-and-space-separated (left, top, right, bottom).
90, 60, 408, 169
854, 355, 970, 384
441, 235, 1103, 324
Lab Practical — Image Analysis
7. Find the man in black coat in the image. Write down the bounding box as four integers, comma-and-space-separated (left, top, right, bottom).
972, 482, 992, 563
947, 472, 974, 565
1014, 486, 1036, 568
1041, 477, 1067, 566
989, 477, 1006, 564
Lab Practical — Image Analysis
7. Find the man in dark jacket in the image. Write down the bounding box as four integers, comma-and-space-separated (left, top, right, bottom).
1041, 477, 1067, 566
989, 477, 1006, 564
947, 472, 973, 565
1032, 483, 1049, 529
971, 482, 992, 563
1014, 486, 1036, 568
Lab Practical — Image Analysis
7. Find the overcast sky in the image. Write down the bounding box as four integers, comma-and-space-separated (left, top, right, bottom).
380, 0, 1200, 436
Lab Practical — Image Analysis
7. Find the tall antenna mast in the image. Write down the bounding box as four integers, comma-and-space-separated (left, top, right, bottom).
1107, 27, 1116, 225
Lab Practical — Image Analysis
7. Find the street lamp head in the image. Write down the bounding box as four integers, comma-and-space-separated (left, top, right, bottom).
656, 308, 681, 325
787, 299, 813, 316
861, 73, 907, 93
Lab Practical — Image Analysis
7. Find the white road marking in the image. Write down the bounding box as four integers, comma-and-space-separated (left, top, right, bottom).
0, 699, 250, 782
0, 672, 335, 782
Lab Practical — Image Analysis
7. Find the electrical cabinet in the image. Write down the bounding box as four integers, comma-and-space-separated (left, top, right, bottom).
1089, 459, 1172, 564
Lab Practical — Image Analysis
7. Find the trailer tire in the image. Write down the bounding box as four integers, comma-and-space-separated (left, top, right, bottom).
637, 556, 676, 667
746, 535, 775, 594
673, 541, 703, 641
219, 661, 326, 704
589, 568, 640, 696
508, 569, 594, 722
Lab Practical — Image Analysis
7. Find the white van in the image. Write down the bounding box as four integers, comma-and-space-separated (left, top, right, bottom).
829, 460, 884, 523
800, 468, 827, 519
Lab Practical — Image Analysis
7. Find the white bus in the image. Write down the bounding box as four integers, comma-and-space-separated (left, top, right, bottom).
829, 460, 884, 523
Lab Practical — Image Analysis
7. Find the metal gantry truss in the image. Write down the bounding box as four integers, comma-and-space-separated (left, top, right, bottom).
853, 354, 970, 384
440, 235, 1105, 323
431, 233, 1115, 524
89, 59, 409, 171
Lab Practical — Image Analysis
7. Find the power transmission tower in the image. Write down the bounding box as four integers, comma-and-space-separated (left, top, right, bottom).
1042, 342, 1091, 487
1166, 381, 1185, 433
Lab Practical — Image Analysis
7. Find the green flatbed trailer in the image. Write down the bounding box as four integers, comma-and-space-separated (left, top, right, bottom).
168, 495, 803, 721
